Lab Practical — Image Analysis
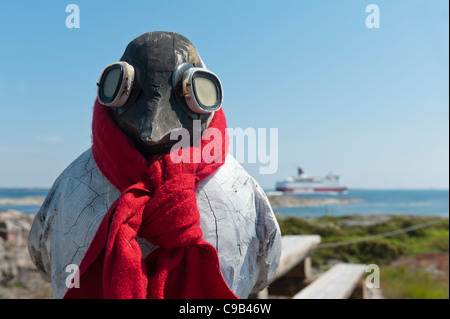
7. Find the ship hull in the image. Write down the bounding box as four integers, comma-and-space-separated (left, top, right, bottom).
275, 169, 347, 195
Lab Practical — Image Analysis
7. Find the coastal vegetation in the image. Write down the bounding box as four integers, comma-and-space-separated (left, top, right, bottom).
276, 214, 449, 299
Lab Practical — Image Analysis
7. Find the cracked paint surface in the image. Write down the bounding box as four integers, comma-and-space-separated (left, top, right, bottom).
28, 149, 282, 298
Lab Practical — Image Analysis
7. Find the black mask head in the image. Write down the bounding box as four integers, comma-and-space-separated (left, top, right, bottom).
105, 31, 216, 156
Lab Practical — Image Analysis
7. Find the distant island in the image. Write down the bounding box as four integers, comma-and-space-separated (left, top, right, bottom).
0, 197, 45, 206
267, 194, 363, 209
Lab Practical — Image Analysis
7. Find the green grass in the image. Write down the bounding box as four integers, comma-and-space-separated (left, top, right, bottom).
276, 214, 449, 299
381, 266, 449, 299
277, 215, 449, 266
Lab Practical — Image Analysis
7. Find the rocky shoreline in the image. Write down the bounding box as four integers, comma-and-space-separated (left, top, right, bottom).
0, 210, 52, 298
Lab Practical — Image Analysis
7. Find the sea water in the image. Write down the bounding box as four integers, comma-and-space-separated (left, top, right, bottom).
0, 188, 448, 218
273, 189, 449, 218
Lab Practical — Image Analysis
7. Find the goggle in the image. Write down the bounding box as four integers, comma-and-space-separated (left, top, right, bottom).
97, 61, 223, 115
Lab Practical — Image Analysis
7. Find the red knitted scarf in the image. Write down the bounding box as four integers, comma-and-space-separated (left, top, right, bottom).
64, 100, 237, 299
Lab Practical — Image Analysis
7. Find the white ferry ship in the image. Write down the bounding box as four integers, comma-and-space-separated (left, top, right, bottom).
275, 168, 347, 194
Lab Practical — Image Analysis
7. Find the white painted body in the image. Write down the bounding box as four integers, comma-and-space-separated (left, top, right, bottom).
28, 149, 282, 299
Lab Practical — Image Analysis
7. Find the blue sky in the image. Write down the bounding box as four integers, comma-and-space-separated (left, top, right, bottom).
0, 0, 448, 189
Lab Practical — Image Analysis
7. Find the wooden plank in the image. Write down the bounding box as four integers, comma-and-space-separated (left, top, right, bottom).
273, 235, 321, 282
293, 263, 366, 299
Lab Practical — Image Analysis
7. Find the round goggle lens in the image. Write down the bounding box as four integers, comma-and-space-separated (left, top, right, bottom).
103, 68, 122, 98
193, 76, 218, 107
